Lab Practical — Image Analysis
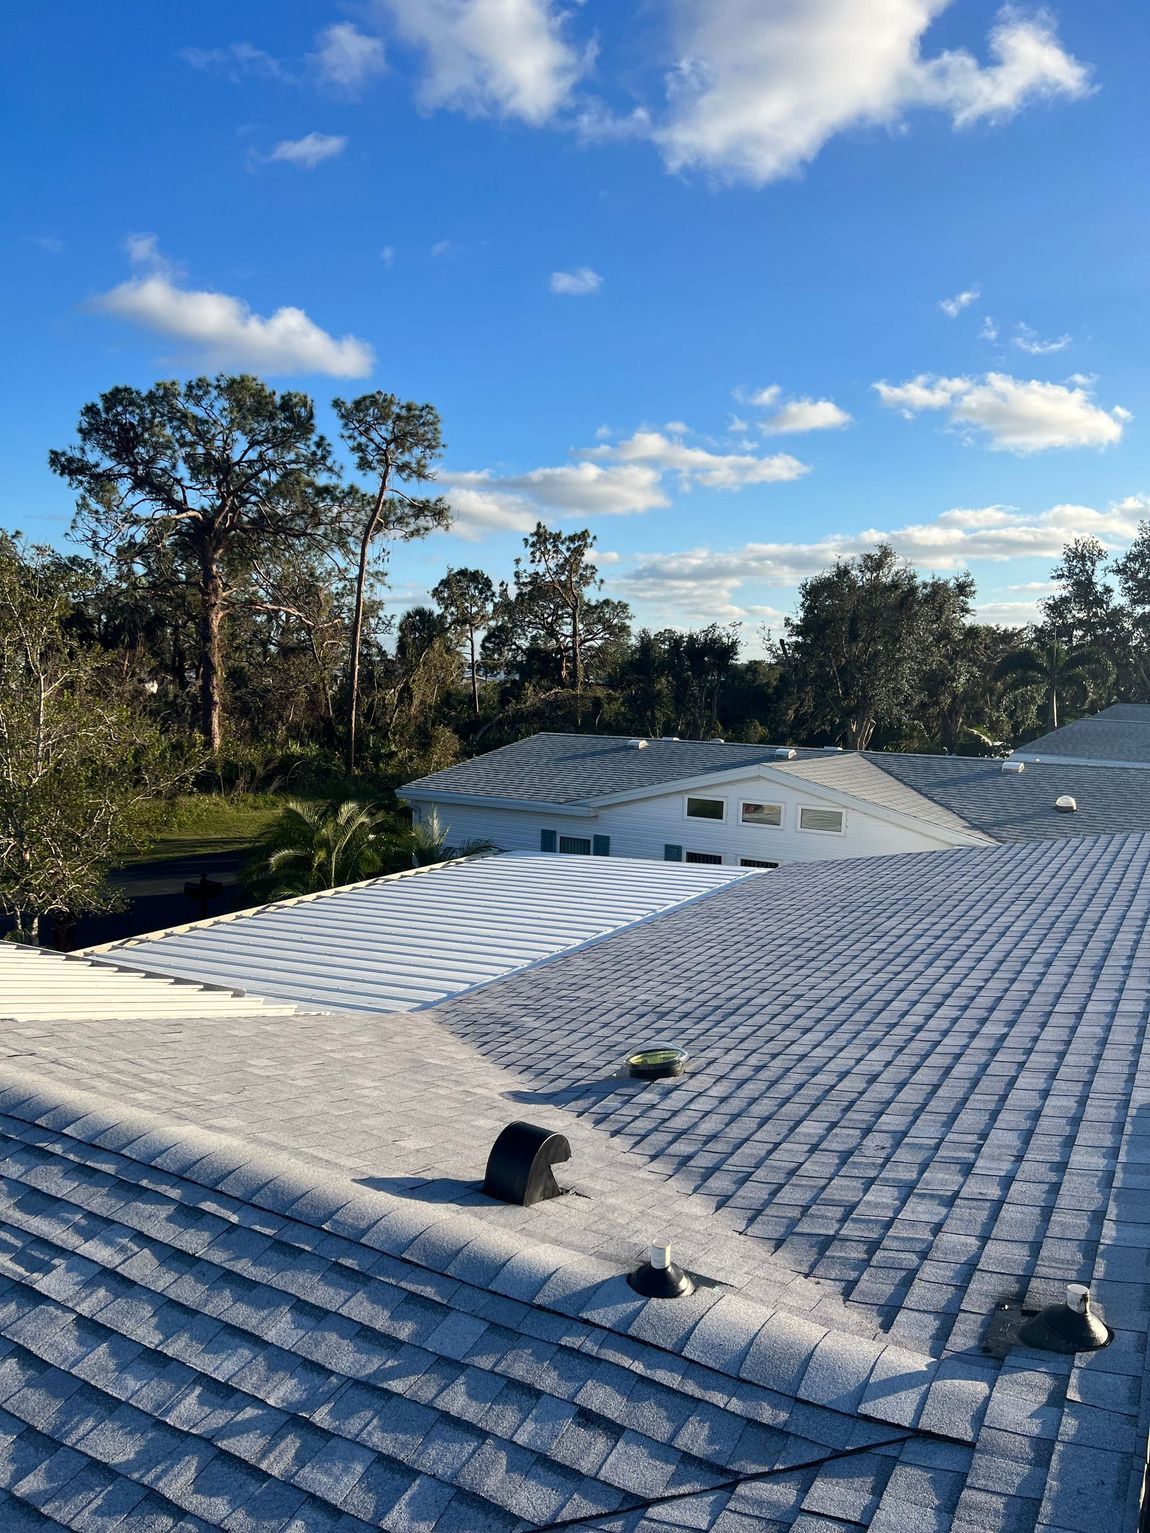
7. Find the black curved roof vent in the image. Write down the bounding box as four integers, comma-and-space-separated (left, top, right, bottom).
629, 1242, 694, 1299
627, 1047, 689, 1081
483, 1121, 570, 1207
1019, 1284, 1111, 1353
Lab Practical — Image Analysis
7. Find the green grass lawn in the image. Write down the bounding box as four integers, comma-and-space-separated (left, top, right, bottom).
125, 795, 282, 864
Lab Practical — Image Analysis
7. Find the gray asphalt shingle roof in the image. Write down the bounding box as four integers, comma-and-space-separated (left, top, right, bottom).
403, 730, 1150, 845
400, 733, 804, 805
3, 830, 1150, 1529
870, 751, 1150, 841
1016, 704, 1150, 764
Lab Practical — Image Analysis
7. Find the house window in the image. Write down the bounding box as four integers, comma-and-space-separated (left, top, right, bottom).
799, 806, 845, 834
740, 801, 782, 828
740, 858, 779, 869
685, 796, 725, 821
559, 835, 592, 855
685, 850, 723, 864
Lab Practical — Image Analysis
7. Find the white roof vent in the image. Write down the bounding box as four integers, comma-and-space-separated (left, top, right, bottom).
773, 747, 797, 760
1002, 760, 1025, 774
1056, 795, 1078, 813
626, 738, 648, 750
821, 745, 843, 753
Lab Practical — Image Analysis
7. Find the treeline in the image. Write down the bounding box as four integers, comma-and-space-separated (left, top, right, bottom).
26, 372, 1149, 774
5, 369, 1150, 937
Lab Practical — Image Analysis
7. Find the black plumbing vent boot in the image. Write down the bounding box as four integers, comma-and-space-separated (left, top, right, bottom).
483, 1122, 571, 1207
628, 1243, 695, 1299
1019, 1284, 1112, 1353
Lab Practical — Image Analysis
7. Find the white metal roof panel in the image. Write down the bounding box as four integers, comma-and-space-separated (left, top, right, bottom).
81, 852, 757, 1013
0, 943, 296, 1022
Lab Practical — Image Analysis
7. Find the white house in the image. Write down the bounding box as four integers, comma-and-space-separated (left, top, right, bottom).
399, 733, 996, 866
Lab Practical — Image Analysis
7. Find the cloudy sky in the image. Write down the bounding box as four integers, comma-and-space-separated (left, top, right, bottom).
5, 1, 1147, 641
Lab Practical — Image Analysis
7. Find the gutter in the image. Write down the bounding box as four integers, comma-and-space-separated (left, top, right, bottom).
397, 789, 596, 817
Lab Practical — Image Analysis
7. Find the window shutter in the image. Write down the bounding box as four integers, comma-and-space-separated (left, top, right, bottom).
540, 829, 557, 852
664, 843, 682, 861
592, 835, 610, 857
799, 807, 844, 833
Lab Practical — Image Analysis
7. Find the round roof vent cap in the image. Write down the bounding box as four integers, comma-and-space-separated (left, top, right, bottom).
1055, 795, 1078, 813
627, 1046, 689, 1081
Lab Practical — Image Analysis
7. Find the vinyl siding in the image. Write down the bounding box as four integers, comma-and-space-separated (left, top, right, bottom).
416, 771, 965, 866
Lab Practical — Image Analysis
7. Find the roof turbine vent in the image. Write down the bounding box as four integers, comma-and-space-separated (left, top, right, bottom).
1019, 1283, 1112, 1353
628, 1242, 694, 1299
1055, 795, 1078, 813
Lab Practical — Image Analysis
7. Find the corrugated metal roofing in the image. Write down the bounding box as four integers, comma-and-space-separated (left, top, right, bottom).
0, 942, 295, 1021
81, 852, 756, 1013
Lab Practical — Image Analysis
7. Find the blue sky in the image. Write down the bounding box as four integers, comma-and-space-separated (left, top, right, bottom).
4, 1, 1147, 645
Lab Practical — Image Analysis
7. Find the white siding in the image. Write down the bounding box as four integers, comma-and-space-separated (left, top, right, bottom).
423, 771, 963, 867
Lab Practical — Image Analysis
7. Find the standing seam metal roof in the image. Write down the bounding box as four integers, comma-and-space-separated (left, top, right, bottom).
79, 854, 756, 1013
0, 944, 296, 1023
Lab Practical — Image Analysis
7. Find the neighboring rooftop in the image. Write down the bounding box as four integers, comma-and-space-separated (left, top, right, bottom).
1013, 702, 1150, 765
400, 729, 1150, 845
80, 853, 755, 1013
401, 731, 803, 806
0, 943, 295, 1023
4, 831, 1150, 1529
869, 750, 1150, 841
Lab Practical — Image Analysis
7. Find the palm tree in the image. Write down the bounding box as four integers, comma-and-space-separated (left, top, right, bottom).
247, 799, 392, 899
406, 807, 494, 867
994, 639, 1114, 733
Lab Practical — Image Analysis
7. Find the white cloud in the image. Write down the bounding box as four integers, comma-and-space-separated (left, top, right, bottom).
431, 239, 455, 258
1013, 325, 1071, 354
550, 266, 603, 296
263, 132, 348, 169
31, 234, 63, 254
653, 3, 1090, 186
589, 429, 808, 488
940, 286, 979, 317
874, 371, 1128, 452
440, 413, 807, 538
378, 0, 588, 124
760, 396, 852, 435
91, 273, 374, 377
442, 462, 668, 538
310, 23, 386, 94
617, 495, 1150, 620
974, 599, 1044, 624
122, 232, 182, 278
380, 245, 396, 266
980, 315, 1000, 342
918, 7, 1092, 126
180, 42, 290, 81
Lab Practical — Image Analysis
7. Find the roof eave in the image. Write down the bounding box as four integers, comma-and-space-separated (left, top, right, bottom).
397, 789, 596, 815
